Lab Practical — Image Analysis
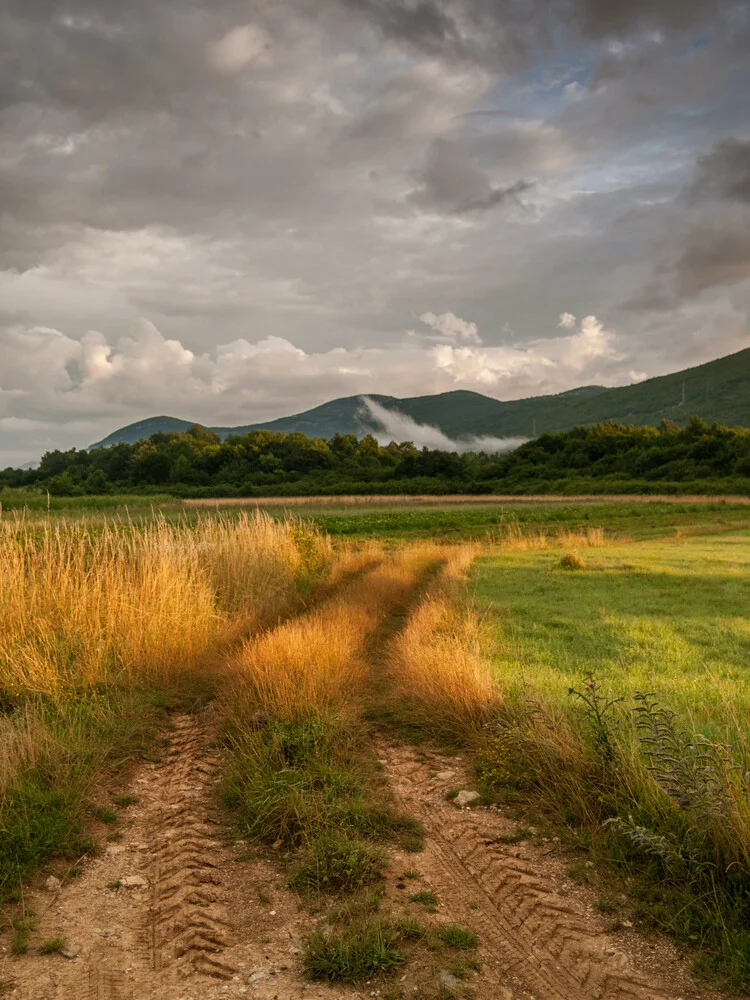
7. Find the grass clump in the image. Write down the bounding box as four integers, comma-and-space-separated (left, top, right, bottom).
409, 890, 438, 910
289, 833, 386, 894
557, 552, 586, 570
112, 794, 138, 808
305, 921, 407, 982
437, 924, 478, 950
39, 936, 66, 955
93, 806, 118, 825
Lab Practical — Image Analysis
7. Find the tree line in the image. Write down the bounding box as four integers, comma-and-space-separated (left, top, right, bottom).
2, 417, 750, 497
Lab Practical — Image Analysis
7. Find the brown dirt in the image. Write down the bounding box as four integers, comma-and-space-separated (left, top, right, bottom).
380, 742, 729, 1000
0, 713, 735, 1000
1, 709, 357, 1000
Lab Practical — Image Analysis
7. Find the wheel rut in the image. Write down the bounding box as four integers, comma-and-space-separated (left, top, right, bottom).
8, 709, 238, 1000
382, 743, 711, 1000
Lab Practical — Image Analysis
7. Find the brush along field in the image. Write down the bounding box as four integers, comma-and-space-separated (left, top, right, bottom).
0, 504, 746, 999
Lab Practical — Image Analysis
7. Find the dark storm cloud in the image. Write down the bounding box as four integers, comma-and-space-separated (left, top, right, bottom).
690, 138, 750, 203
338, 0, 735, 67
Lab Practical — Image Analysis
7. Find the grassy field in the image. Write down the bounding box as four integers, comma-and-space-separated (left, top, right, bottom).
4, 496, 750, 990
5, 488, 750, 542
472, 532, 750, 746
385, 525, 750, 990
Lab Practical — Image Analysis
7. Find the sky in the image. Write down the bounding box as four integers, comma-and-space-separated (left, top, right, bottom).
1, 0, 750, 465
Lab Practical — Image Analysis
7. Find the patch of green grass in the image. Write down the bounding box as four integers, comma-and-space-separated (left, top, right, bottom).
93, 806, 118, 825
288, 833, 386, 895
0, 691, 162, 903
595, 898, 617, 914
400, 868, 421, 879
445, 788, 460, 801
39, 936, 66, 955
304, 921, 406, 982
11, 913, 37, 955
394, 917, 427, 941
409, 890, 438, 910
497, 826, 533, 844
112, 794, 138, 808
437, 924, 478, 951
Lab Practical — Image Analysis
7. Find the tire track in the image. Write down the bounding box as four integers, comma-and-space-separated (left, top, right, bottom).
146, 714, 236, 984
384, 747, 677, 1000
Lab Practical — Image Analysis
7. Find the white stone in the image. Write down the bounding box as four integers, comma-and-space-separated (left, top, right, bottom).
454, 790, 481, 808
121, 875, 148, 888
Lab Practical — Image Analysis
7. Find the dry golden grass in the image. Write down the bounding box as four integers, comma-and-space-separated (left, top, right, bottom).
185, 494, 750, 507
0, 511, 329, 698
493, 523, 605, 551
387, 546, 502, 738
226, 545, 440, 722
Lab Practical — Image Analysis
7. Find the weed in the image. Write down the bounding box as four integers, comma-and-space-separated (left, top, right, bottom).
568, 674, 622, 765
445, 788, 460, 801
497, 826, 533, 844
256, 887, 271, 905
394, 917, 426, 941
40, 937, 66, 955
400, 868, 420, 879
409, 890, 437, 910
304, 921, 406, 981
106, 831, 124, 842
288, 833, 386, 895
11, 913, 37, 955
557, 552, 587, 570
93, 806, 118, 825
595, 898, 616, 914
112, 794, 138, 808
438, 925, 478, 950
107, 879, 122, 890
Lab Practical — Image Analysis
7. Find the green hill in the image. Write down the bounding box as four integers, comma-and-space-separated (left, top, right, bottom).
90, 347, 750, 449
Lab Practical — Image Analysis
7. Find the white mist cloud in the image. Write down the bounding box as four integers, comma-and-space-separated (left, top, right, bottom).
0, 309, 635, 464
360, 397, 526, 454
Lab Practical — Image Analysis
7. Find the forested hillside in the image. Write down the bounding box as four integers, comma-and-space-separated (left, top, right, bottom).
4, 419, 750, 497
91, 346, 750, 449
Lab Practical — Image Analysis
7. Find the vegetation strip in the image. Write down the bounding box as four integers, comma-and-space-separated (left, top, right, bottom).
0, 511, 331, 902
388, 535, 750, 992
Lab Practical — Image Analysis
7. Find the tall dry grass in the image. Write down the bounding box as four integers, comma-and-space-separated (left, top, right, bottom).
492, 522, 606, 551
387, 546, 502, 738
0, 510, 331, 698
226, 546, 438, 722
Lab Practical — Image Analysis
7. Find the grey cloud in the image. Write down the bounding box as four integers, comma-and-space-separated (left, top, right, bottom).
690, 137, 750, 203
408, 138, 531, 214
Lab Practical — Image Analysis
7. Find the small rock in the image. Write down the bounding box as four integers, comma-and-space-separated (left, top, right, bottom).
45, 875, 61, 892
248, 968, 269, 984
106, 846, 126, 855
436, 770, 454, 780
454, 790, 481, 808
438, 970, 461, 994
60, 944, 81, 960
121, 875, 148, 889
622, 920, 633, 928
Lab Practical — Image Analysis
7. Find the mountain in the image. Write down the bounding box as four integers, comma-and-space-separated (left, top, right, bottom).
90, 346, 750, 449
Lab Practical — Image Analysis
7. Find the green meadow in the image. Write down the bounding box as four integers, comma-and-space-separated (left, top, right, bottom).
473, 532, 750, 746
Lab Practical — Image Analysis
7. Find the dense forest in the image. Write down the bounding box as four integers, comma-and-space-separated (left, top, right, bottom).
3, 418, 750, 497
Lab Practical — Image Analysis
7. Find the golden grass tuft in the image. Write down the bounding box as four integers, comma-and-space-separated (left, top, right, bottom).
387, 546, 502, 738
226, 549, 434, 722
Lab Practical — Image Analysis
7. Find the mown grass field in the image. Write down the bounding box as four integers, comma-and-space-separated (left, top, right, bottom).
472, 532, 750, 747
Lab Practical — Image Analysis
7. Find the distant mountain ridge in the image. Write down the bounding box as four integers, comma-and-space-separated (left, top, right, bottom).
90, 346, 750, 449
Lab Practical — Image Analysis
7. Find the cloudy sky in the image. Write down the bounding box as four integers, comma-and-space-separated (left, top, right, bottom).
2, 0, 750, 464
